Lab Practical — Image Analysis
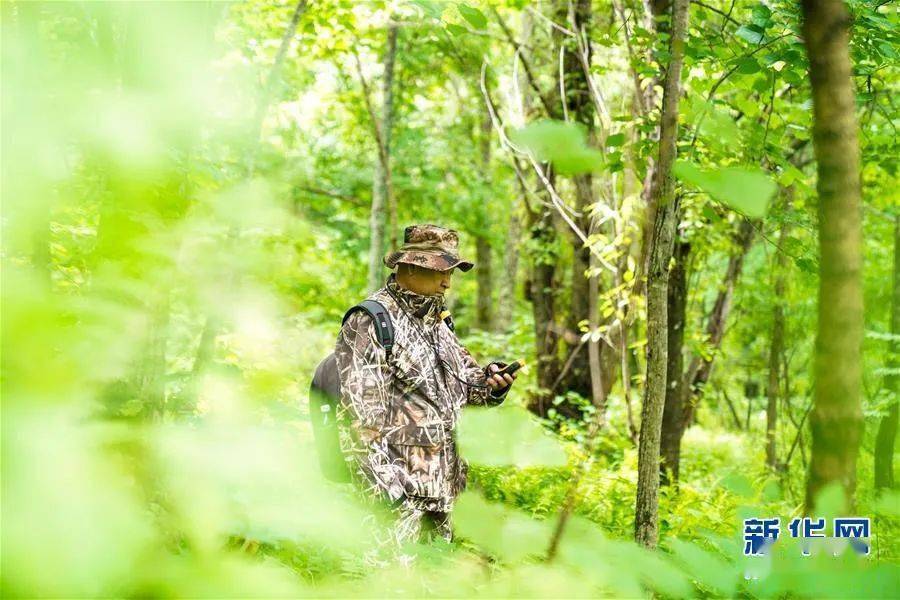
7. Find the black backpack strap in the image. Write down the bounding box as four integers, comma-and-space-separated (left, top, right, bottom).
342, 300, 394, 357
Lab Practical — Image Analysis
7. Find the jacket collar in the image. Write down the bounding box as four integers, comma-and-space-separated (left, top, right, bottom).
385, 274, 445, 326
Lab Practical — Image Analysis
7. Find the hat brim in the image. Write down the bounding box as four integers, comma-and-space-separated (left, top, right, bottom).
384, 250, 474, 272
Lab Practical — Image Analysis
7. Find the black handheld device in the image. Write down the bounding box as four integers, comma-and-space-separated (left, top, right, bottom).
494, 359, 525, 377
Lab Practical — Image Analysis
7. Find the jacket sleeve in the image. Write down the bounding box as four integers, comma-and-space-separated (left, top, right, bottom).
454, 341, 508, 407
334, 311, 391, 443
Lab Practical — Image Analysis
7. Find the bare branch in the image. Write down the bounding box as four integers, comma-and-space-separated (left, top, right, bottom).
351, 47, 388, 165
480, 60, 618, 275
526, 5, 576, 36
559, 45, 569, 122
296, 186, 364, 206
489, 5, 555, 116
691, 0, 741, 26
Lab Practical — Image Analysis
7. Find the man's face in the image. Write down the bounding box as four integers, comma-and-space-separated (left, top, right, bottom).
397, 264, 453, 296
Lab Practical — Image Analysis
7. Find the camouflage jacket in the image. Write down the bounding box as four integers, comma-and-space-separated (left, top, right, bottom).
334, 275, 506, 512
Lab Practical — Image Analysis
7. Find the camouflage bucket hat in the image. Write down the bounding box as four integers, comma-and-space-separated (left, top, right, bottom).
383, 224, 475, 272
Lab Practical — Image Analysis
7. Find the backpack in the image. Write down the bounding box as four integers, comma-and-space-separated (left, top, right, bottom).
309, 300, 395, 483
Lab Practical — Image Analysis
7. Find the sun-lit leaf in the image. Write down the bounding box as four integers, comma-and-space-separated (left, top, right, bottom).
686, 96, 740, 149
736, 25, 764, 44
458, 406, 568, 467
673, 160, 775, 218
413, 0, 447, 19
751, 4, 773, 27
457, 4, 487, 30
511, 120, 604, 175
669, 538, 740, 597
454, 492, 553, 562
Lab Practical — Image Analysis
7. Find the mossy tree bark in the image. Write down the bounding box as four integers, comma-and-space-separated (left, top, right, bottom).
660, 238, 690, 485
634, 0, 689, 549
800, 0, 864, 512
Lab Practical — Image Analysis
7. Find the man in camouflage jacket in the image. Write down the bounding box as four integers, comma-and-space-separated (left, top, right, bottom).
334, 224, 516, 546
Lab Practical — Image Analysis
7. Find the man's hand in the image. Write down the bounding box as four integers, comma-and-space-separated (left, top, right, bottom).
486, 362, 517, 392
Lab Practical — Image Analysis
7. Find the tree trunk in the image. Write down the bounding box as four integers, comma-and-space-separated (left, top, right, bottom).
766, 214, 790, 471
874, 216, 899, 490
554, 0, 596, 403
681, 219, 755, 427
525, 199, 565, 418
634, 0, 688, 549
475, 235, 494, 329
660, 238, 690, 484
476, 107, 494, 330
633, 0, 668, 297
137, 290, 171, 421
252, 0, 308, 137
366, 21, 398, 292
587, 216, 606, 420
496, 12, 528, 332
497, 204, 522, 330
800, 0, 864, 512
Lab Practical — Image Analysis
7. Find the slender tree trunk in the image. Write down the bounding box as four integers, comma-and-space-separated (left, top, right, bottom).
138, 290, 171, 420
766, 214, 790, 471
475, 235, 494, 328
366, 21, 398, 292
476, 108, 494, 329
587, 215, 606, 419
621, 327, 639, 444
634, 0, 688, 549
660, 238, 690, 484
721, 389, 744, 430
633, 0, 667, 297
681, 219, 755, 427
497, 204, 522, 330
800, 0, 864, 512
383, 22, 399, 253
366, 159, 386, 292
496, 12, 529, 332
526, 199, 564, 418
252, 0, 308, 137
555, 0, 596, 402
874, 216, 899, 490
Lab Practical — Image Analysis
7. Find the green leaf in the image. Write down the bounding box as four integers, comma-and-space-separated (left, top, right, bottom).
878, 42, 897, 59
457, 4, 487, 30
413, 0, 446, 19
782, 236, 804, 256
457, 405, 568, 467
717, 471, 754, 497
606, 132, 626, 147
687, 97, 740, 149
669, 538, 739, 597
511, 120, 604, 175
445, 23, 467, 36
734, 56, 761, 74
454, 492, 552, 562
673, 160, 775, 218
735, 25, 764, 44
702, 205, 721, 222
751, 4, 772, 27
797, 257, 816, 273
